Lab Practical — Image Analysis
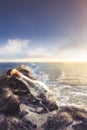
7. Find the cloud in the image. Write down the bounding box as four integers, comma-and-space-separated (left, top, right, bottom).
0, 38, 87, 62
27, 47, 53, 58
0, 39, 31, 59
52, 36, 87, 57
0, 39, 52, 61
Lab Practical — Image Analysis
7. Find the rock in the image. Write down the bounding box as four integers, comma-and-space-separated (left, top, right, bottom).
16, 65, 36, 79
0, 115, 32, 130
9, 68, 58, 113
59, 106, 87, 122
72, 122, 87, 130
74, 111, 87, 122
41, 95, 58, 112
59, 112, 73, 126
0, 65, 87, 130
0, 87, 20, 115
42, 114, 67, 130
43, 105, 87, 130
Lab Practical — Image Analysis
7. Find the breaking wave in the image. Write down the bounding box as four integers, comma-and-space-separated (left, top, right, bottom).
0, 62, 87, 108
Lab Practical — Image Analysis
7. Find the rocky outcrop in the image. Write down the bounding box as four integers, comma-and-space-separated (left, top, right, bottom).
0, 65, 87, 130
43, 106, 87, 130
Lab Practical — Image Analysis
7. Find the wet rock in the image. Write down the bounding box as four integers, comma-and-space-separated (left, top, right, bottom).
0, 65, 87, 130
42, 111, 73, 130
59, 106, 87, 122
0, 87, 20, 115
42, 114, 67, 130
9, 68, 58, 113
0, 115, 33, 130
16, 65, 36, 79
72, 122, 87, 130
59, 112, 73, 126
43, 106, 87, 130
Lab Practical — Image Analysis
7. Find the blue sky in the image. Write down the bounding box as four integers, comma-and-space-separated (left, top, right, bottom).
0, 0, 87, 62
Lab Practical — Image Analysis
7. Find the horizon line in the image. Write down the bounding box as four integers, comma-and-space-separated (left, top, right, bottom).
0, 60, 87, 63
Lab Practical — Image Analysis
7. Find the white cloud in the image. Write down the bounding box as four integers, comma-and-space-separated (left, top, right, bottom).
0, 39, 31, 59
0, 39, 52, 61
27, 47, 53, 58
0, 38, 87, 62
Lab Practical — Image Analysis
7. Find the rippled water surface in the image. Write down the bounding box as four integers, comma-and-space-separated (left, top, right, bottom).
0, 62, 87, 108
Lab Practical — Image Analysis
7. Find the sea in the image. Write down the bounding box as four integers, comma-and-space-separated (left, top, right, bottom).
0, 62, 87, 108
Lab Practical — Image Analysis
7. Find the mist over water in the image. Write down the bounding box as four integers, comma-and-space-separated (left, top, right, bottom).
0, 62, 87, 108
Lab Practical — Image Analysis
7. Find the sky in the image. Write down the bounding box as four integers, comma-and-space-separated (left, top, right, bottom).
0, 0, 87, 62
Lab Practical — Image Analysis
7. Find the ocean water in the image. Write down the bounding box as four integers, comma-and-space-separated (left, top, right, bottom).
0, 62, 87, 108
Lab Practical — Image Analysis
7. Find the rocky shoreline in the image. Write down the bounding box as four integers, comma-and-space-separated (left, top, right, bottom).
0, 65, 87, 130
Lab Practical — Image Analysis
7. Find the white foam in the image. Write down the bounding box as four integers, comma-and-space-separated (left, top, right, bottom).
72, 91, 87, 97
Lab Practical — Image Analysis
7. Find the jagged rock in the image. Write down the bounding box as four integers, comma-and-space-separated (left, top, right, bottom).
72, 122, 87, 130
43, 106, 87, 130
0, 65, 87, 130
16, 65, 36, 79
9, 68, 58, 113
0, 86, 20, 115
0, 115, 32, 130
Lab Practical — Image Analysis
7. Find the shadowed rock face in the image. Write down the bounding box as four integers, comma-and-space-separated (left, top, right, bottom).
0, 86, 20, 115
3, 87, 20, 115
0, 65, 87, 130
43, 106, 87, 130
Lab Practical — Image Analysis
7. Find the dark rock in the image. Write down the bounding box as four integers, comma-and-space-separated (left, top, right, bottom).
9, 68, 58, 113
59, 112, 73, 126
0, 87, 20, 115
42, 97, 58, 112
59, 106, 87, 122
0, 65, 87, 130
42, 114, 67, 130
0, 115, 32, 130
42, 111, 73, 130
43, 105, 87, 130
72, 122, 87, 130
